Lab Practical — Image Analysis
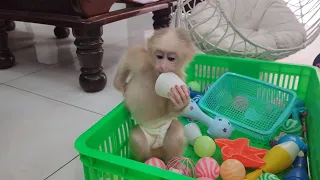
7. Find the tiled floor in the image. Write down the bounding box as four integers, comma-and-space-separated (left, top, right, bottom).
0, 5, 319, 180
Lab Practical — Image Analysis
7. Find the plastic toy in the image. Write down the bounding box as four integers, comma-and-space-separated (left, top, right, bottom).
199, 72, 297, 141
209, 116, 233, 139
188, 87, 204, 98
192, 95, 203, 104
196, 157, 220, 179
155, 72, 186, 98
278, 134, 308, 152
184, 123, 202, 146
291, 99, 307, 122
245, 141, 303, 180
166, 157, 196, 177
181, 99, 233, 139
257, 173, 281, 180
220, 159, 246, 180
194, 136, 216, 157
284, 151, 309, 180
188, 81, 201, 92
215, 138, 268, 168
279, 118, 303, 136
145, 158, 166, 169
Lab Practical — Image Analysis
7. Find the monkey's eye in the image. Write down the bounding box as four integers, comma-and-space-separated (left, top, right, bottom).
167, 53, 176, 61
155, 51, 164, 60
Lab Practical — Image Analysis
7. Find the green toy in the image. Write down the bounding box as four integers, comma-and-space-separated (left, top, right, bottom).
258, 173, 281, 180
188, 81, 201, 92
279, 118, 303, 136
194, 136, 216, 157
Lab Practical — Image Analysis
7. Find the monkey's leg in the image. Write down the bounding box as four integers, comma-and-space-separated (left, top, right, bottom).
152, 7, 172, 30
129, 126, 152, 162
0, 20, 15, 69
72, 27, 107, 92
162, 119, 186, 163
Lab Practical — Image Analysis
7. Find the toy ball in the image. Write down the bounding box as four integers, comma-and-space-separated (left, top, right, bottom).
196, 157, 220, 179
145, 157, 166, 169
194, 136, 216, 157
192, 95, 203, 104
220, 159, 246, 180
198, 177, 212, 180
166, 157, 196, 177
188, 81, 201, 92
258, 173, 281, 180
208, 117, 233, 139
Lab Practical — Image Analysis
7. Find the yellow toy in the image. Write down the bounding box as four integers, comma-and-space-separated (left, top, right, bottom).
245, 141, 300, 180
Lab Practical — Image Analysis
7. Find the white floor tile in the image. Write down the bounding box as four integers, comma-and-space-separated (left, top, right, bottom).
0, 60, 53, 84
5, 43, 125, 115
46, 157, 84, 180
0, 85, 102, 180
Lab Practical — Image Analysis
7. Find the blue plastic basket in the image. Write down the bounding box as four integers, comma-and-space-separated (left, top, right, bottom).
198, 72, 297, 141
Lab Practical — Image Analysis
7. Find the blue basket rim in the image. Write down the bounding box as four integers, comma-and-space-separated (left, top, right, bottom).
198, 72, 297, 136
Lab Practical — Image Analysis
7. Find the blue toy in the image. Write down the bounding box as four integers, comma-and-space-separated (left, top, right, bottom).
204, 84, 212, 93
278, 134, 308, 153
188, 87, 204, 98
284, 152, 309, 180
181, 99, 233, 139
192, 95, 203, 104
312, 53, 320, 68
291, 99, 307, 123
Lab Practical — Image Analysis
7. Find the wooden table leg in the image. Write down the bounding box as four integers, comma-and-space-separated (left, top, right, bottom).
5, 20, 15, 31
152, 7, 172, 30
54, 26, 70, 39
0, 20, 15, 69
72, 26, 107, 92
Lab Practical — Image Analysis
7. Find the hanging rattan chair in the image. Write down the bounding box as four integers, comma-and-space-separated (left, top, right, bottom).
176, 0, 320, 61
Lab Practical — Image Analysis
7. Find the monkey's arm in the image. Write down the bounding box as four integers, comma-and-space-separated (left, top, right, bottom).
113, 45, 150, 92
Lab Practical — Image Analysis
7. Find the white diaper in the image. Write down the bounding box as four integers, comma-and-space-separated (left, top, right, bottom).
139, 119, 173, 149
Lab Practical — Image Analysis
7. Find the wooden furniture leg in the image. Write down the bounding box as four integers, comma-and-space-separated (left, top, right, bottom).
73, 27, 107, 92
54, 26, 70, 39
5, 20, 15, 31
0, 20, 15, 69
152, 7, 172, 30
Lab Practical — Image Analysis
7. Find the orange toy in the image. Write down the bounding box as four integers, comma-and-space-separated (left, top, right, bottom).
215, 138, 268, 168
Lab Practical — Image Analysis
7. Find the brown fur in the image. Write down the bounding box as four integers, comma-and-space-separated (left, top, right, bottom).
114, 28, 195, 163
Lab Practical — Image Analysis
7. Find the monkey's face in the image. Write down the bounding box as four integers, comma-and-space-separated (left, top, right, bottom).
154, 50, 177, 74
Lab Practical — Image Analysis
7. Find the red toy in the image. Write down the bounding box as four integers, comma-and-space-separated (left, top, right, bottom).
215, 138, 268, 168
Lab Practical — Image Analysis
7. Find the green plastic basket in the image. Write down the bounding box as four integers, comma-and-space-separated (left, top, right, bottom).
75, 54, 320, 180
199, 72, 297, 141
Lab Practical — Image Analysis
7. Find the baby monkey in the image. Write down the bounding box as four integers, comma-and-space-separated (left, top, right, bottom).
114, 28, 195, 163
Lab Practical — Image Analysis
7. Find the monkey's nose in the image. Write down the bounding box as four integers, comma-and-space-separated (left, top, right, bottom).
159, 67, 167, 73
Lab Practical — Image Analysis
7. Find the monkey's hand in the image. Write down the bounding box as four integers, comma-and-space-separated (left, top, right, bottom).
168, 85, 190, 111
